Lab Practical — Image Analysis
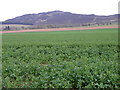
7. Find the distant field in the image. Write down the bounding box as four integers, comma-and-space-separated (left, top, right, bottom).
1, 25, 118, 33
0, 23, 117, 31
2, 28, 119, 88
0, 24, 32, 30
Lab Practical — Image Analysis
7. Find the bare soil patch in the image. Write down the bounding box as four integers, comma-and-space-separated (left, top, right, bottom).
0, 25, 118, 33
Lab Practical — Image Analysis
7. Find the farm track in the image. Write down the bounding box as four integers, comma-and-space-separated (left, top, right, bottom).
0, 25, 118, 33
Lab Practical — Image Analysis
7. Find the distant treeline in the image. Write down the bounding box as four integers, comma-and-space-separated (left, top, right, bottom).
2, 22, 33, 25
2, 22, 115, 30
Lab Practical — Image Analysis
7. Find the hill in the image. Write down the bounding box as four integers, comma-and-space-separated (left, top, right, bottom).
2, 10, 118, 25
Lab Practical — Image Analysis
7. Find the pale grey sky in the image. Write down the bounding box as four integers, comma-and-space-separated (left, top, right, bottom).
0, 0, 119, 21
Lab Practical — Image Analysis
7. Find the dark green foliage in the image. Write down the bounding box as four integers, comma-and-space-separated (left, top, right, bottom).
2, 29, 119, 88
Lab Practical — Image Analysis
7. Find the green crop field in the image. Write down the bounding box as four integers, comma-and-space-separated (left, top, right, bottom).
2, 28, 119, 88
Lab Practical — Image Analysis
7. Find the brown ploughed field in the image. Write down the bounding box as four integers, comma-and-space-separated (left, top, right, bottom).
1, 25, 118, 33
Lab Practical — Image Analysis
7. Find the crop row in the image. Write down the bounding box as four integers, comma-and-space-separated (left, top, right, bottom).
2, 44, 119, 88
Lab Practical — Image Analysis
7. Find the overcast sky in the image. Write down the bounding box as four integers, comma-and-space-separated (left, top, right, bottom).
0, 0, 119, 21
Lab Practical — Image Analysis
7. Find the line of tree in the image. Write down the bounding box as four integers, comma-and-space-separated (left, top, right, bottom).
3, 26, 10, 30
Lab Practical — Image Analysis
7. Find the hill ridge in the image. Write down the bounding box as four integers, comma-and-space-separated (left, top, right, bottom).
3, 10, 118, 25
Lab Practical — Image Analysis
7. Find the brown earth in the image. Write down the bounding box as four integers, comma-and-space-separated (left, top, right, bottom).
0, 25, 118, 33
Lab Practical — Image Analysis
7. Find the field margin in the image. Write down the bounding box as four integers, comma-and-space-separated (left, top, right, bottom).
1, 25, 118, 34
